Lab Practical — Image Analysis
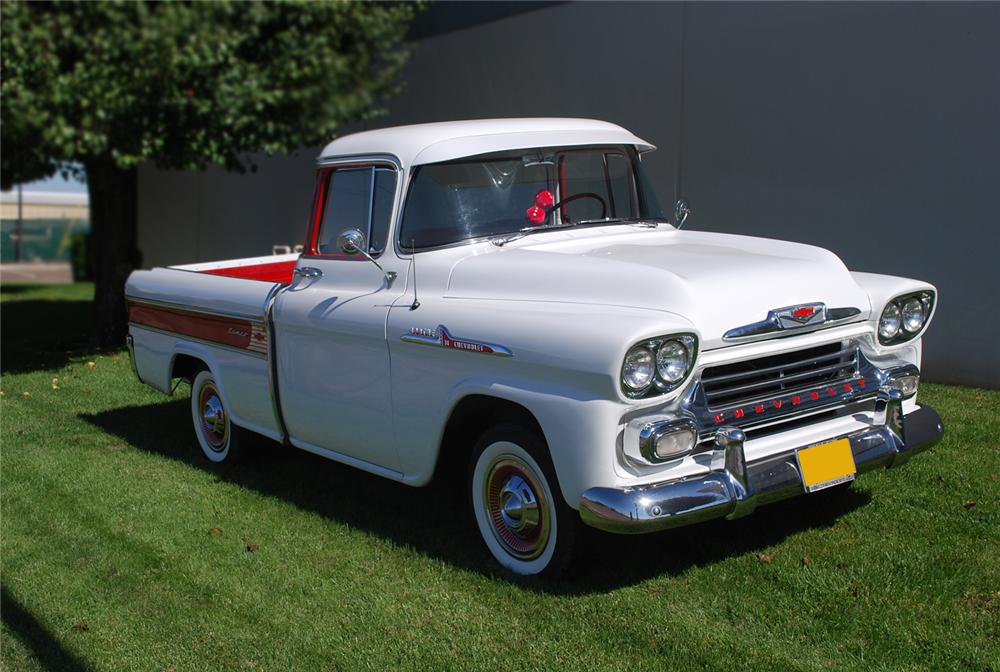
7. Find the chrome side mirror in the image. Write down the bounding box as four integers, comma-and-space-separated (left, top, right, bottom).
334, 227, 397, 288
674, 199, 691, 229
336, 228, 366, 256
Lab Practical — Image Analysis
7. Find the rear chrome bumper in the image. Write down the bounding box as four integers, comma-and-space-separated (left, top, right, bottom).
579, 398, 943, 534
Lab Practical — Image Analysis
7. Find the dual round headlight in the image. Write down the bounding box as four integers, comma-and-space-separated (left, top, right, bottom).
621, 335, 697, 398
879, 291, 934, 345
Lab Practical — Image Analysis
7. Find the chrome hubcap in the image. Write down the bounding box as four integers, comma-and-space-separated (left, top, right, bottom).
484, 456, 550, 560
199, 384, 228, 451
499, 475, 540, 533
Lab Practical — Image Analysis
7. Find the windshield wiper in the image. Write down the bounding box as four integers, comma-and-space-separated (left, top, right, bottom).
490, 218, 669, 247
573, 217, 627, 226
575, 217, 670, 228
490, 222, 576, 247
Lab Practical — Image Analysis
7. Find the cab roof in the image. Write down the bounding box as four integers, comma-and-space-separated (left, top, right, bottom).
318, 118, 655, 168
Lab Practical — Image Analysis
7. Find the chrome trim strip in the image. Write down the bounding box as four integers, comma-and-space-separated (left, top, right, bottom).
126, 295, 264, 323
581, 404, 943, 534
263, 283, 291, 444
723, 305, 863, 343
316, 154, 402, 169
128, 322, 268, 360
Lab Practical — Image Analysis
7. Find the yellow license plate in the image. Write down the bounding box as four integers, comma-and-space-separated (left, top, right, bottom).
797, 438, 856, 492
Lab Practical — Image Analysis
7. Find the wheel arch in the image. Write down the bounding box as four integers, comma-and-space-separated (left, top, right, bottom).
170, 352, 208, 383
435, 394, 548, 485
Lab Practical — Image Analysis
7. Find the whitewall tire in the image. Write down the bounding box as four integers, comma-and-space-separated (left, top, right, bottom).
190, 370, 246, 463
470, 424, 577, 577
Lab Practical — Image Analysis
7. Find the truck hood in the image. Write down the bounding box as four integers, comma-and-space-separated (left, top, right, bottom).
444, 228, 872, 349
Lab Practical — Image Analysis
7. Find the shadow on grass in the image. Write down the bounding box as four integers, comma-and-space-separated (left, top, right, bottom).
0, 298, 98, 374
82, 399, 871, 594
1, 586, 91, 672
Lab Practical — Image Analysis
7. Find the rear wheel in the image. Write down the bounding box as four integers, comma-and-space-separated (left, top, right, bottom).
469, 424, 577, 577
190, 370, 248, 463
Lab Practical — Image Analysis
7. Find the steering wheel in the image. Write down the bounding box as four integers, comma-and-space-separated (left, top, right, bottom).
548, 192, 607, 222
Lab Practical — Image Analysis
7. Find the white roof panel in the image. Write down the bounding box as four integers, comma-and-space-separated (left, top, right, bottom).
318, 118, 655, 167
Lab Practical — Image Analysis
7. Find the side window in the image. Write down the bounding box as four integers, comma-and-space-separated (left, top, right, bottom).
316, 166, 397, 256
369, 168, 397, 254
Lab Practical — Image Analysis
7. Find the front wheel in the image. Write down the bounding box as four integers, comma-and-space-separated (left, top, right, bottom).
190, 370, 248, 464
469, 424, 577, 577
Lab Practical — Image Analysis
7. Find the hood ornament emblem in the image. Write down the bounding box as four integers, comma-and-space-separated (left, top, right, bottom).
777, 303, 825, 326
724, 303, 862, 342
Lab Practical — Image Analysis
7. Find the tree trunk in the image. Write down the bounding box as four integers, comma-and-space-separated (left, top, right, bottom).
85, 159, 141, 349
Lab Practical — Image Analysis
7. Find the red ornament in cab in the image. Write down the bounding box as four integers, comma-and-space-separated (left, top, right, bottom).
525, 205, 547, 225
535, 189, 555, 209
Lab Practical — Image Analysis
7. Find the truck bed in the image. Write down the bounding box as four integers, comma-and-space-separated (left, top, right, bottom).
125, 253, 298, 441
126, 253, 298, 321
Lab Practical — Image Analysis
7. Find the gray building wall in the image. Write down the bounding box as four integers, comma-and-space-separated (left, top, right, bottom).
137, 2, 1000, 387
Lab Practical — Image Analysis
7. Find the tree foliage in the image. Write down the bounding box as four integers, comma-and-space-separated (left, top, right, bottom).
1, 0, 417, 346
2, 1, 417, 186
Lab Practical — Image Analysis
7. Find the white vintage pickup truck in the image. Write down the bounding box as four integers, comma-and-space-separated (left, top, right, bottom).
126, 118, 943, 576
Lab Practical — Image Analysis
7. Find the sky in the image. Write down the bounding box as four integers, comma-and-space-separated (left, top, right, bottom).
20, 172, 88, 194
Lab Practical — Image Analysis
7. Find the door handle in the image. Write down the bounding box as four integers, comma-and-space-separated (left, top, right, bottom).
294, 266, 323, 279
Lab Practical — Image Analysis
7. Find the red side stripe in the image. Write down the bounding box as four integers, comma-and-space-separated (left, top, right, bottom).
128, 302, 261, 351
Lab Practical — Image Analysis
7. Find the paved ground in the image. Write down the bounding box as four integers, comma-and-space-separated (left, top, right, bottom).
0, 262, 73, 284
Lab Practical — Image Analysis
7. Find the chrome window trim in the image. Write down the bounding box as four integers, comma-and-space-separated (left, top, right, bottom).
394, 143, 661, 256
316, 153, 402, 169
310, 156, 402, 261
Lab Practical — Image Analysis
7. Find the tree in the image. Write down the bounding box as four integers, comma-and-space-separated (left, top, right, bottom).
1, 1, 417, 347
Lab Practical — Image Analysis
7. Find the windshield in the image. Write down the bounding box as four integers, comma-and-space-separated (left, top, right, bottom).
398, 145, 666, 251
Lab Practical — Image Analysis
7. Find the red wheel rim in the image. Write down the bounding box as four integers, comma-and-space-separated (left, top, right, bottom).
198, 382, 228, 451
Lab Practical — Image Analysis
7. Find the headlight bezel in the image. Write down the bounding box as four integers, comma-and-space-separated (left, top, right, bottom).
878, 290, 934, 346
621, 333, 698, 399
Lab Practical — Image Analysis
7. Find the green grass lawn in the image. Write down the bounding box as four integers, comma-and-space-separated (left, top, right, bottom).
2, 283, 998, 671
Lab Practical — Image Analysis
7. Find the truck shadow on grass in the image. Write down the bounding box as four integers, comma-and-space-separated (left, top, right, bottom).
82, 399, 872, 595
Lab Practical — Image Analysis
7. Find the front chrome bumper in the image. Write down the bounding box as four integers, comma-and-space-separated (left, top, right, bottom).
579, 398, 944, 534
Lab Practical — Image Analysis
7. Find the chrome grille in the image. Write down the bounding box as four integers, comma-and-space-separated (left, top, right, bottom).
700, 342, 859, 409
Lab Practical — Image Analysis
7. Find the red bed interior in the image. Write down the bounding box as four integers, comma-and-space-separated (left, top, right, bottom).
201, 260, 297, 284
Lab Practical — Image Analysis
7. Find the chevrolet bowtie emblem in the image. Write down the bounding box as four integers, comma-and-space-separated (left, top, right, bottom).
774, 303, 826, 327
723, 302, 863, 342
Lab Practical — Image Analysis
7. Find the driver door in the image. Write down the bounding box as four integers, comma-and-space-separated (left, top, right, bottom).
274, 162, 405, 473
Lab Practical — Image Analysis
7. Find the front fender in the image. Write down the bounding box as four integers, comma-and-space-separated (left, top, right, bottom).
433, 377, 630, 510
